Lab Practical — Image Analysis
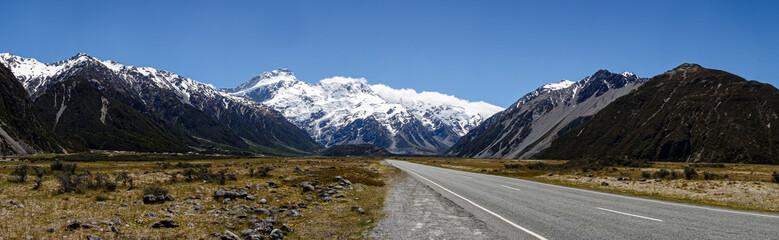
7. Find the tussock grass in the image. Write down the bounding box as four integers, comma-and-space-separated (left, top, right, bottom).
0, 157, 397, 239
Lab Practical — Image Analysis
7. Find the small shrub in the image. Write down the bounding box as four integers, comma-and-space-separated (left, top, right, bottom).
772, 171, 779, 183
50, 161, 64, 171
641, 171, 652, 178
61, 163, 77, 174
143, 186, 169, 196
57, 174, 87, 194
691, 163, 726, 168
95, 194, 109, 201
33, 167, 45, 190
653, 169, 671, 178
253, 166, 272, 178
160, 162, 171, 169
702, 171, 720, 180
168, 171, 180, 183
10, 165, 29, 183
504, 164, 523, 169
114, 171, 134, 189
684, 167, 698, 180
216, 168, 228, 185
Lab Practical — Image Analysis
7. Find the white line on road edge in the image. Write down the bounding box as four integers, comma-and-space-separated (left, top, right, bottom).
500, 185, 522, 191
462, 176, 473, 179
596, 207, 663, 222
392, 163, 547, 240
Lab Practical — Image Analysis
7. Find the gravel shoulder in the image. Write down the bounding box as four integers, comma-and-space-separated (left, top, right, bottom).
370, 171, 505, 240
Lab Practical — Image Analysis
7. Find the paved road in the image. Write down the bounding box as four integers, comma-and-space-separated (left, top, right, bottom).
386, 160, 779, 240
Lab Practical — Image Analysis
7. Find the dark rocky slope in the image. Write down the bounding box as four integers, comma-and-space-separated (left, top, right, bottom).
536, 64, 779, 164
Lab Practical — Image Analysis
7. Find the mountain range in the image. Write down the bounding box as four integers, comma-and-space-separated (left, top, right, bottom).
0, 53, 319, 155
535, 64, 779, 164
448, 70, 647, 158
222, 69, 502, 154
2, 53, 777, 164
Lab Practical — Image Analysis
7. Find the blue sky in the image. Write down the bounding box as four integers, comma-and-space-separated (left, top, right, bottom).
2, 0, 777, 107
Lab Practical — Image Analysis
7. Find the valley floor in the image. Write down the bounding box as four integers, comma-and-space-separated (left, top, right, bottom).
0, 157, 397, 239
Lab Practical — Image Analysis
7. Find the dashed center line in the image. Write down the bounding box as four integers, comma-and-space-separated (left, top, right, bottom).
596, 207, 663, 222
392, 163, 547, 240
500, 185, 521, 191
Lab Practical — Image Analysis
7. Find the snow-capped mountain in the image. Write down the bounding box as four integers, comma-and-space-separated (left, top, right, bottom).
0, 53, 319, 154
448, 70, 647, 159
223, 69, 503, 154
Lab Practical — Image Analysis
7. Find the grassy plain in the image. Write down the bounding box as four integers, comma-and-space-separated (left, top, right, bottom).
0, 156, 398, 239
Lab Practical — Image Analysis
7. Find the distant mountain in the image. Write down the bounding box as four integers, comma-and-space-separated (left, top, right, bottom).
448, 70, 647, 159
0, 53, 320, 155
223, 69, 502, 154
536, 64, 779, 164
0, 62, 65, 155
34, 76, 191, 152
320, 144, 392, 157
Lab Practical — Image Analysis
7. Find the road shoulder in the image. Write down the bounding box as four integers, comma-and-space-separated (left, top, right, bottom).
370, 172, 506, 239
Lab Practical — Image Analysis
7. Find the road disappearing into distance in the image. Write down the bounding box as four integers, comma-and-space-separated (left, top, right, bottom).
385, 160, 779, 240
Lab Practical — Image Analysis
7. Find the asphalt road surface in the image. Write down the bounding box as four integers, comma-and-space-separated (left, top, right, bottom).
385, 160, 779, 240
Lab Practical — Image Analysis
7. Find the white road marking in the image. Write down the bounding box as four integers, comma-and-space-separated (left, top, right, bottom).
462, 176, 473, 180
596, 207, 664, 222
391, 163, 547, 240
500, 185, 522, 191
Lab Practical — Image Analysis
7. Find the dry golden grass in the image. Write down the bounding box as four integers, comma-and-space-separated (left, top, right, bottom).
0, 157, 398, 239
398, 157, 779, 213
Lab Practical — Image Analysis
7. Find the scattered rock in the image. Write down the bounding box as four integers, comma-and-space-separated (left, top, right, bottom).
254, 220, 273, 233
46, 228, 58, 233
267, 181, 280, 188
151, 219, 178, 228
221, 230, 242, 240
240, 229, 257, 236
66, 221, 82, 231
143, 212, 159, 218
655, 178, 662, 182
335, 176, 352, 187
286, 210, 301, 217
334, 194, 344, 198
259, 198, 267, 204
601, 182, 609, 186
281, 224, 293, 232
357, 207, 365, 214
255, 208, 270, 215
322, 196, 333, 202
547, 173, 553, 176
270, 228, 284, 239
86, 235, 102, 240
143, 194, 173, 204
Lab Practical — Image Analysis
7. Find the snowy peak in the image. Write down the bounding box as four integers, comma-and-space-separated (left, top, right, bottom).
542, 79, 575, 90
226, 68, 300, 97
226, 70, 503, 154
